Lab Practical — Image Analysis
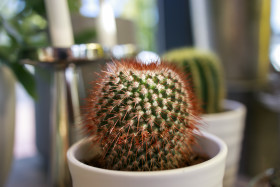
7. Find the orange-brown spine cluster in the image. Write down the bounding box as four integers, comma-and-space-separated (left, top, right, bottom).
82, 59, 201, 171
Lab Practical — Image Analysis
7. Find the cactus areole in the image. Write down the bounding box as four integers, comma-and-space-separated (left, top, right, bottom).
83, 59, 201, 171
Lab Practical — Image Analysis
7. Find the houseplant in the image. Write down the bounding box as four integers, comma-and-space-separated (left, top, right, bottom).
162, 47, 246, 187
67, 59, 227, 187
0, 0, 49, 185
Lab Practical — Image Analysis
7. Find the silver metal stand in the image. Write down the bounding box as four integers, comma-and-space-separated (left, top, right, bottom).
22, 43, 104, 187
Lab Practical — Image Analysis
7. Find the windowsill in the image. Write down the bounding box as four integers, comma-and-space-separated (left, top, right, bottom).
6, 155, 48, 187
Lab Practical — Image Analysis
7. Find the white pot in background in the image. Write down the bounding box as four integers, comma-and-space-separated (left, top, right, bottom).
0, 65, 16, 186
202, 99, 246, 187
67, 132, 227, 187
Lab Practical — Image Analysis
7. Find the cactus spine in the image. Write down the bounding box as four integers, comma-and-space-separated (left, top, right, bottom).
163, 48, 225, 114
83, 59, 200, 171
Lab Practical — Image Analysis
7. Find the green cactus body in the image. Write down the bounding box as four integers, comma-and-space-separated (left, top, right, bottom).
163, 48, 225, 114
83, 60, 200, 171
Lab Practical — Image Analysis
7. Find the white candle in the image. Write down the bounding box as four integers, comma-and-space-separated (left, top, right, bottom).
96, 0, 117, 48
44, 0, 74, 47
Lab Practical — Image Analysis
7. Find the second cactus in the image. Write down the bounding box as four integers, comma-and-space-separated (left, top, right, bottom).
163, 48, 225, 114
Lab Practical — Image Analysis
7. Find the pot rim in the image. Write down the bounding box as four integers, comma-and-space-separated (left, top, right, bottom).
202, 99, 246, 119
67, 131, 227, 177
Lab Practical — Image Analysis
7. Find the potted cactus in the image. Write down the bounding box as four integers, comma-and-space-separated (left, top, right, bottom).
67, 59, 227, 187
162, 47, 247, 187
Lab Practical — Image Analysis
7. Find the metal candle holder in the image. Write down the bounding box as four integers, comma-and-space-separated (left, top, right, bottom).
22, 43, 105, 187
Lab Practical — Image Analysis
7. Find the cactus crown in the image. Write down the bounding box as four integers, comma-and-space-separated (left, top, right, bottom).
83, 59, 201, 171
162, 48, 225, 114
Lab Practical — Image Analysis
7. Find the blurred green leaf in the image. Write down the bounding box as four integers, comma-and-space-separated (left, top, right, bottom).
68, 0, 81, 13
74, 28, 96, 44
0, 47, 12, 62
24, 0, 47, 17
0, 15, 24, 45
0, 46, 37, 99
11, 63, 37, 99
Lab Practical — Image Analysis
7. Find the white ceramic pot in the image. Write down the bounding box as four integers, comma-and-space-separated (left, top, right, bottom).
0, 65, 16, 186
202, 99, 246, 187
67, 132, 227, 187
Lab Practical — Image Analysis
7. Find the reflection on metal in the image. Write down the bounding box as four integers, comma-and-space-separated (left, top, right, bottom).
50, 70, 71, 187
110, 44, 138, 59
65, 64, 82, 144
22, 43, 104, 66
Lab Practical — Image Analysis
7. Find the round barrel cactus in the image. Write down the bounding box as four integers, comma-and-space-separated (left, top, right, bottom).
162, 48, 225, 114
82, 59, 201, 171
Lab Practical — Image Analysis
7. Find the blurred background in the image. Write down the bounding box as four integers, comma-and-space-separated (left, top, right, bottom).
0, 0, 280, 186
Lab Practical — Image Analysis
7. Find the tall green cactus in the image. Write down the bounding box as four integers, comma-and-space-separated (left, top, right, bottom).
83, 59, 201, 171
162, 48, 225, 114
